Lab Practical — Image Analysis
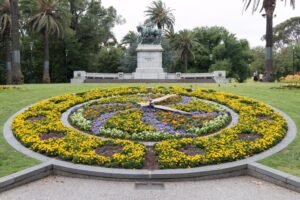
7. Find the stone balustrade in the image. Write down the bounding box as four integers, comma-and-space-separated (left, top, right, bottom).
71, 71, 228, 84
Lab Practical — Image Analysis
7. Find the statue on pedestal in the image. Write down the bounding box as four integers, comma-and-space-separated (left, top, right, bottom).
137, 23, 162, 45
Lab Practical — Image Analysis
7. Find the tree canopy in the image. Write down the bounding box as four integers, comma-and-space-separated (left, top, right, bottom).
273, 17, 300, 47
145, 0, 175, 30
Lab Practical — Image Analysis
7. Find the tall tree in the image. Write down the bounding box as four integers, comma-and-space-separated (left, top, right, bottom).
173, 30, 195, 72
0, 0, 12, 84
145, 0, 175, 30
9, 0, 24, 84
244, 0, 295, 82
191, 26, 252, 82
23, 0, 69, 83
68, 0, 87, 31
192, 26, 226, 72
273, 17, 300, 48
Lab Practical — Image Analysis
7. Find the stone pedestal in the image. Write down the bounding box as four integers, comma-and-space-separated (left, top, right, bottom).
133, 44, 166, 79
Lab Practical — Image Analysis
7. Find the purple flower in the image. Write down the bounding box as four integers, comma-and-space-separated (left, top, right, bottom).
91, 112, 117, 134
141, 107, 187, 135
180, 96, 192, 104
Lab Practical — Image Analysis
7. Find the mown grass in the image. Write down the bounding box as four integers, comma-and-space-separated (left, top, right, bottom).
0, 83, 299, 177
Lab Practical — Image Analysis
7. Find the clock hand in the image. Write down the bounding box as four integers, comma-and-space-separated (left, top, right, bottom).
153, 105, 191, 115
137, 102, 150, 107
151, 94, 178, 104
138, 94, 177, 107
138, 94, 192, 115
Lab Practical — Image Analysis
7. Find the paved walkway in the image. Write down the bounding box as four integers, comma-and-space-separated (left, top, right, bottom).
0, 176, 299, 200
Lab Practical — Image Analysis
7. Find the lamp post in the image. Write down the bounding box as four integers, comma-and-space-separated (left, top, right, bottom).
65, 49, 69, 83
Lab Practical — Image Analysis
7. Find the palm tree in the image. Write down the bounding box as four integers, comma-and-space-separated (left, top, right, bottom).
9, 0, 24, 84
23, 0, 67, 83
244, 0, 295, 82
145, 0, 175, 30
0, 0, 12, 84
121, 31, 138, 47
164, 26, 176, 42
173, 30, 195, 72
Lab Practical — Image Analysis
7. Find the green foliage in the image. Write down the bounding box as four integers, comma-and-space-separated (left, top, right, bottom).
273, 17, 300, 48
0, 55, 5, 84
91, 46, 124, 73
244, 0, 296, 82
1, 0, 256, 83
250, 44, 300, 80
21, 0, 70, 38
0, 0, 123, 83
191, 26, 252, 82
161, 37, 176, 72
209, 59, 232, 73
250, 46, 265, 74
145, 0, 175, 30
119, 39, 138, 73
172, 30, 195, 72
274, 44, 300, 79
121, 31, 138, 46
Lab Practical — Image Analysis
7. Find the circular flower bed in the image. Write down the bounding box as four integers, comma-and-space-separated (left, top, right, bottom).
12, 87, 287, 169
69, 93, 230, 141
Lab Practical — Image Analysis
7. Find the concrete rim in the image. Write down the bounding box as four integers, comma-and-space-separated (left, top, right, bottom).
3, 103, 297, 179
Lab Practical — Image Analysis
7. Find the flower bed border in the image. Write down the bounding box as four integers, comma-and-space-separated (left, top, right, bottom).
4, 104, 296, 179
4, 86, 296, 170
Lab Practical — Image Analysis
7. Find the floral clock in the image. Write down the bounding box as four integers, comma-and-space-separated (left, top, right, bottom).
69, 93, 231, 141
12, 87, 287, 169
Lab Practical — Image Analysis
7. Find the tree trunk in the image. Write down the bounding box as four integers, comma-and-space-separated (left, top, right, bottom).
4, 30, 12, 84
70, 0, 79, 31
42, 30, 51, 83
9, 0, 24, 84
264, 6, 275, 82
157, 22, 162, 30
184, 54, 188, 73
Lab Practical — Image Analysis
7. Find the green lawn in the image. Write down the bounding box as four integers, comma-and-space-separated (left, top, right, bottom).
0, 83, 299, 177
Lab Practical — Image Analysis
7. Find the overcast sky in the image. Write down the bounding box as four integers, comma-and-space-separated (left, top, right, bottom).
101, 0, 300, 47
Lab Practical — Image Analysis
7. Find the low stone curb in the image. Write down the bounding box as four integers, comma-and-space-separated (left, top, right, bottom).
1, 162, 300, 193
248, 162, 300, 193
1, 103, 298, 193
0, 163, 52, 193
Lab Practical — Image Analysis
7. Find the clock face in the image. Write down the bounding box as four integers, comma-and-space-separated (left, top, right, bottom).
69, 93, 231, 141
11, 87, 289, 169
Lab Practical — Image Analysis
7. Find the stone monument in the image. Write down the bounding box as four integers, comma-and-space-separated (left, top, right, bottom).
70, 24, 229, 84
133, 24, 166, 79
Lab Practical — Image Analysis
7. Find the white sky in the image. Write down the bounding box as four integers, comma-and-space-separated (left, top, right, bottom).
101, 0, 300, 47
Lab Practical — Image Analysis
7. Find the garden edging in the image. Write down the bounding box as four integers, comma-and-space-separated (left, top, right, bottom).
1, 103, 298, 193
1, 162, 300, 193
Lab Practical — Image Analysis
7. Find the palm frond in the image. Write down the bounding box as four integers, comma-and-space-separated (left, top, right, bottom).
145, 0, 175, 30
243, 0, 295, 13
26, 0, 67, 38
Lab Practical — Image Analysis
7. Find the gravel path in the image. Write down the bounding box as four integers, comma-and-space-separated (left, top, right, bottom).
0, 176, 299, 200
